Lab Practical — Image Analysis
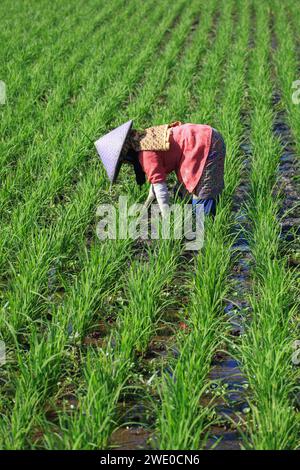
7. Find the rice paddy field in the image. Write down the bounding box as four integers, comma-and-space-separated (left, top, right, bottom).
0, 0, 299, 451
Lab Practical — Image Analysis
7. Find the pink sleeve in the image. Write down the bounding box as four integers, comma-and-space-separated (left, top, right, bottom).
138, 150, 166, 184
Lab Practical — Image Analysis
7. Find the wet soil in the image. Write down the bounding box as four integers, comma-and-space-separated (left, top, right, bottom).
110, 426, 151, 450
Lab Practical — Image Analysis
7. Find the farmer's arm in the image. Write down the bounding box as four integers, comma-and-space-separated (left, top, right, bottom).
139, 151, 169, 217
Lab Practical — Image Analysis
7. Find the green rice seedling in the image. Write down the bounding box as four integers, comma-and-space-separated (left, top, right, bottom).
100, 0, 227, 446
0, 0, 204, 448
128, 0, 236, 206
115, 239, 183, 360
190, 0, 236, 124
0, 1, 78, 76
1, 2, 150, 172
237, 0, 299, 450
158, 0, 218, 124
0, 238, 131, 448
0, 0, 109, 159
0, 0, 151, 206
285, 0, 300, 38
1, 167, 102, 337
120, 0, 219, 204
43, 346, 129, 450
0, 0, 106, 106
55, 239, 133, 339
42, 235, 183, 450
3, 0, 298, 452
0, 0, 186, 280
0, 0, 159, 224
110, 0, 235, 441
156, 213, 233, 449
39, 0, 211, 448
0, 324, 65, 449
240, 263, 299, 449
155, 0, 251, 449
0, 0, 196, 339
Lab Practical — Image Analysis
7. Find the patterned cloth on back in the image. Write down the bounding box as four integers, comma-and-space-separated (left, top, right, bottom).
122, 121, 181, 155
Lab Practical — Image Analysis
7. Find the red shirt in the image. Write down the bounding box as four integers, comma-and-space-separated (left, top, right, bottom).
138, 122, 213, 193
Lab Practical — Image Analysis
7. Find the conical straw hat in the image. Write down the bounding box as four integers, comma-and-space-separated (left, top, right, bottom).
94, 119, 133, 183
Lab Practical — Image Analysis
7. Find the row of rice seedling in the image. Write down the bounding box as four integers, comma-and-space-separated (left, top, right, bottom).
113, 0, 238, 447
0, 0, 165, 331
189, 0, 235, 125
1, 166, 109, 338
42, 239, 182, 450
158, 0, 218, 124
1, 0, 171, 444
148, 0, 241, 448
0, 0, 106, 162
0, 0, 156, 224
0, 0, 185, 281
108, 0, 220, 445
0, 0, 128, 181
155, 0, 251, 449
238, 0, 299, 449
0, 239, 131, 449
0, 0, 191, 341
283, 0, 300, 49
2, 0, 297, 452
2, 0, 198, 336
0, 0, 203, 449
0, 0, 155, 264
271, 0, 300, 271
40, 0, 227, 448
0, 0, 196, 340
0, 0, 77, 72
0, 0, 105, 102
121, 0, 220, 200
127, 0, 236, 227
112, 0, 246, 449
39, 0, 217, 449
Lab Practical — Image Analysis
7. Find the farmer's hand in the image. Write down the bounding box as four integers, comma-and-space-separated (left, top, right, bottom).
143, 184, 156, 211
142, 182, 170, 218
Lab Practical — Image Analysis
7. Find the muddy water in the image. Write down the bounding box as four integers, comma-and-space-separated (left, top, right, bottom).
205, 155, 252, 450
110, 427, 151, 450
273, 108, 300, 231
109, 316, 181, 450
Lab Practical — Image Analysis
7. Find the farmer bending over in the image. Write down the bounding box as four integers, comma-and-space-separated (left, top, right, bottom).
95, 120, 226, 217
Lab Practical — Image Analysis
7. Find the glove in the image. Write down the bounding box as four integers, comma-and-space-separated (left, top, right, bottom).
142, 182, 170, 218
152, 181, 169, 218
143, 184, 156, 211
